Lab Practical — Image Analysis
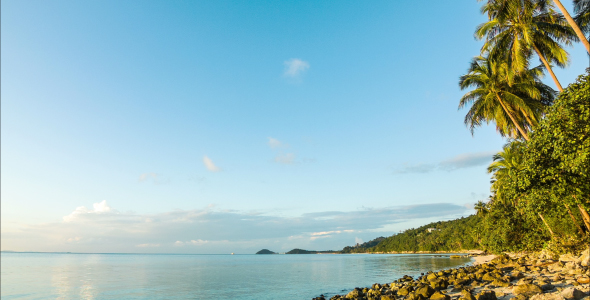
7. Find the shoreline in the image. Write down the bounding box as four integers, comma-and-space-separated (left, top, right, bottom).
314, 249, 590, 300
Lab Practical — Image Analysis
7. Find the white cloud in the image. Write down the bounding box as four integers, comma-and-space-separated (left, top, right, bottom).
2, 202, 472, 254
63, 200, 114, 222
268, 137, 284, 149
283, 58, 309, 78
274, 153, 295, 164
203, 155, 221, 172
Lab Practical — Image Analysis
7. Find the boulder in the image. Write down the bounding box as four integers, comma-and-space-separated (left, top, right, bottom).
560, 254, 579, 263
430, 291, 451, 300
540, 283, 556, 291
513, 284, 543, 296
529, 293, 567, 300
415, 285, 436, 298
427, 273, 439, 281
381, 296, 395, 300
475, 291, 497, 300
398, 287, 412, 296
482, 273, 497, 282
576, 275, 589, 284
345, 289, 362, 299
492, 279, 511, 287
560, 287, 586, 300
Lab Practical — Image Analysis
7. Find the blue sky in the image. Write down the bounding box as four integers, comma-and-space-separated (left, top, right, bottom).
2, 0, 588, 254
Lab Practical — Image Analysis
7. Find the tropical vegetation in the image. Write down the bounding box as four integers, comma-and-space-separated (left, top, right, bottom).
353, 0, 590, 256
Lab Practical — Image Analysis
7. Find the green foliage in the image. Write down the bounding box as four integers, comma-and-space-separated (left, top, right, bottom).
368, 216, 480, 253
459, 56, 555, 140
340, 237, 386, 253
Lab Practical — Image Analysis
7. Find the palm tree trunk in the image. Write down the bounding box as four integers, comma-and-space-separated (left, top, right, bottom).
532, 44, 564, 92
538, 213, 555, 238
552, 0, 590, 55
565, 203, 585, 235
495, 93, 530, 141
578, 204, 590, 232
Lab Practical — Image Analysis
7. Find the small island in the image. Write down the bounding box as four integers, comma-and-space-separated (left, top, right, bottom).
255, 249, 277, 254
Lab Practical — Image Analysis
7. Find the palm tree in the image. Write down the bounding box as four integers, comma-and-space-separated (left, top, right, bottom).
574, 0, 590, 37
552, 0, 590, 54
488, 140, 524, 206
476, 0, 578, 91
459, 56, 556, 141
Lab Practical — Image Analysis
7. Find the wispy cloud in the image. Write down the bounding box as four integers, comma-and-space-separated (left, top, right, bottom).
394, 151, 496, 174
203, 155, 221, 172
283, 58, 309, 78
274, 153, 296, 165
268, 137, 285, 149
2, 202, 472, 254
139, 173, 157, 182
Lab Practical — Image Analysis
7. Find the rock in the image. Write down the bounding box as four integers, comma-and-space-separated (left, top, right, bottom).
407, 293, 427, 300
512, 271, 526, 280
529, 293, 567, 300
560, 287, 586, 300
580, 248, 590, 267
398, 287, 412, 296
483, 273, 497, 282
518, 278, 535, 285
540, 283, 556, 291
345, 289, 361, 299
513, 284, 543, 296
560, 254, 579, 263
427, 273, 439, 281
513, 295, 528, 300
415, 285, 436, 298
367, 288, 381, 297
431, 291, 451, 300
576, 276, 589, 284
492, 279, 511, 287
381, 296, 395, 300
475, 291, 497, 300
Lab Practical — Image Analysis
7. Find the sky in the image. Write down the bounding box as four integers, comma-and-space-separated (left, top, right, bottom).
2, 0, 588, 254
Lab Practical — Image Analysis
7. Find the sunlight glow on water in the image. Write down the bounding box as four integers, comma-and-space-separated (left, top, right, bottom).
1, 253, 472, 299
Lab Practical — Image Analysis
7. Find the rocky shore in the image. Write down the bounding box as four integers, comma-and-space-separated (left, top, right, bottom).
313, 249, 590, 300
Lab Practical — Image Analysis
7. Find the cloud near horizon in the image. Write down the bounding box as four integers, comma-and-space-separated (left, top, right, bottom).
395, 151, 497, 174
2, 201, 472, 254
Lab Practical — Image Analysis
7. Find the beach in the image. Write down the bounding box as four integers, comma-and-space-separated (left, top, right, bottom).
318, 249, 590, 300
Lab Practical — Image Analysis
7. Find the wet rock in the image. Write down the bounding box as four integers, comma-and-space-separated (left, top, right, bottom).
476, 291, 497, 300
513, 284, 543, 297
345, 288, 362, 299
560, 287, 586, 300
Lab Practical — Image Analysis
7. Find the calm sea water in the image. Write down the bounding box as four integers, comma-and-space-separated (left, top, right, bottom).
1, 252, 472, 299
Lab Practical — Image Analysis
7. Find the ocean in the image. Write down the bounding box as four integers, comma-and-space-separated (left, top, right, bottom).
1, 252, 473, 299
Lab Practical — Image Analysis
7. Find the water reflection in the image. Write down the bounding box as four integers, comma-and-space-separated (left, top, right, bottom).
2, 253, 472, 299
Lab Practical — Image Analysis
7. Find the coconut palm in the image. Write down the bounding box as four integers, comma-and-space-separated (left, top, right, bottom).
459, 56, 556, 141
552, 0, 590, 54
476, 0, 578, 91
574, 0, 590, 36
488, 140, 524, 206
